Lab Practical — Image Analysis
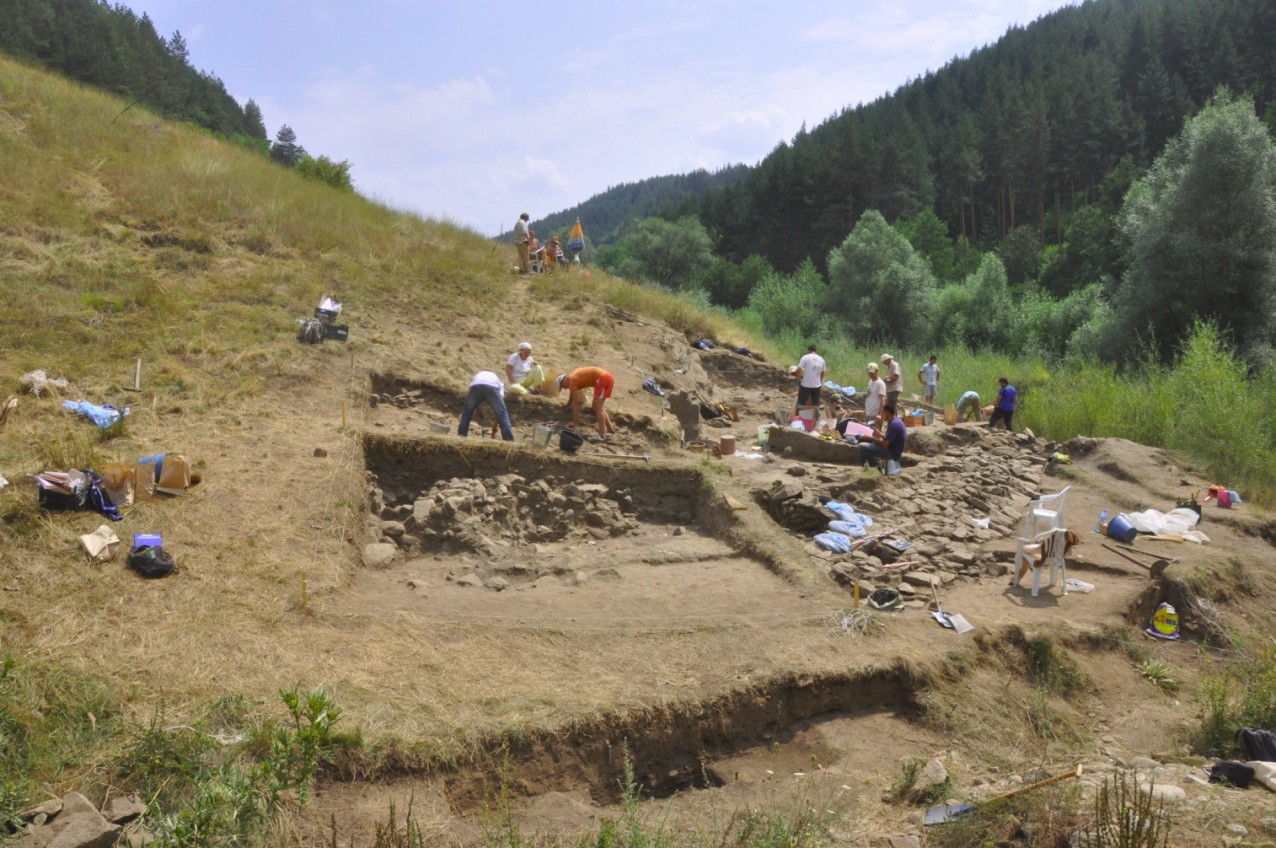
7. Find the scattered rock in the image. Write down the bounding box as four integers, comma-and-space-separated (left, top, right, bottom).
362, 542, 397, 568
103, 794, 146, 824
482, 576, 509, 591
787, 465, 808, 477
906, 759, 948, 803
1137, 782, 1185, 804
313, 447, 328, 457
455, 573, 482, 588
1225, 824, 1248, 837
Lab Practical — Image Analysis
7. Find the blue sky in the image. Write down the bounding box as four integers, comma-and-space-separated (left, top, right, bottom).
128, 1, 1076, 235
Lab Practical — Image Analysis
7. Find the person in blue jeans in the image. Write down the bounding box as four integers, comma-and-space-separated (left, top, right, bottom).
858, 403, 906, 472
458, 371, 515, 441
990, 377, 1016, 431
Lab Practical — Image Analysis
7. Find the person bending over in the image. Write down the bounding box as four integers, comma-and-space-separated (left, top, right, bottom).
459, 371, 515, 441
559, 366, 616, 439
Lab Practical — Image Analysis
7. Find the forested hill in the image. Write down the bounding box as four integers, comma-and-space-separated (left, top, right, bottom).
511, 165, 750, 245
0, 0, 265, 143
693, 0, 1276, 274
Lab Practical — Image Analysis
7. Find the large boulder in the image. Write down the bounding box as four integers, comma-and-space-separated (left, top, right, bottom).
767, 427, 861, 464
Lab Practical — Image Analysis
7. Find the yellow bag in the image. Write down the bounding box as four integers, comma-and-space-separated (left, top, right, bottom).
943, 404, 958, 426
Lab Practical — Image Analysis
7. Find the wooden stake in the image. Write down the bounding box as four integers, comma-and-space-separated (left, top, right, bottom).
301, 571, 309, 610
124, 358, 142, 392
852, 580, 860, 609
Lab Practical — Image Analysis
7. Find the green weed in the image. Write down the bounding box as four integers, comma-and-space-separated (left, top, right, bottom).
1025, 636, 1088, 697
1080, 771, 1171, 848
1138, 660, 1178, 693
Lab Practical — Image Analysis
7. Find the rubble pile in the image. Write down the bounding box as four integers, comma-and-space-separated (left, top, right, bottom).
759, 426, 1052, 602
371, 473, 642, 556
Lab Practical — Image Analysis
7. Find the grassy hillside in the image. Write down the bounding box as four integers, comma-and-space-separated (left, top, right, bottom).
5, 52, 1276, 848
0, 51, 764, 801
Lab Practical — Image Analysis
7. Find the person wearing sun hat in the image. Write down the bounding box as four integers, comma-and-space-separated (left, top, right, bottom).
880, 353, 902, 411
505, 342, 544, 396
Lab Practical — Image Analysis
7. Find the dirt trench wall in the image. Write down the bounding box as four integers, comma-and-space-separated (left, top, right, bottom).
441, 666, 915, 811
363, 434, 704, 524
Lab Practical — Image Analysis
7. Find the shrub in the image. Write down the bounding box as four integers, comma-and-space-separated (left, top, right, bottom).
1194, 636, 1276, 755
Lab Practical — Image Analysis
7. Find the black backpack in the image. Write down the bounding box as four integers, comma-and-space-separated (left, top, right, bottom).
129, 545, 175, 578
1237, 728, 1276, 762
1208, 761, 1254, 789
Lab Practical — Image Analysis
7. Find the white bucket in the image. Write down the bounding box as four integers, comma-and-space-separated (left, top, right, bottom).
532, 425, 553, 448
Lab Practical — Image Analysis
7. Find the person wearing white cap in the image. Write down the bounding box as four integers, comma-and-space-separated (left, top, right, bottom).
505, 342, 545, 396
864, 363, 886, 421
880, 353, 902, 411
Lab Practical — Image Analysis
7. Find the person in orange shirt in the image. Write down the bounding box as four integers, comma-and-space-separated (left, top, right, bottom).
557, 366, 616, 438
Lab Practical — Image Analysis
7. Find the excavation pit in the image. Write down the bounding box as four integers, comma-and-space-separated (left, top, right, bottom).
357, 434, 820, 626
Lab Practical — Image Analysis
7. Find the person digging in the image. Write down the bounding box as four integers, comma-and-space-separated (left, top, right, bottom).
558, 367, 616, 440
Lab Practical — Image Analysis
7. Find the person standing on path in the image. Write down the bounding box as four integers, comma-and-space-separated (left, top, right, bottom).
458, 371, 515, 441
794, 344, 826, 416
513, 212, 531, 274
990, 377, 1017, 431
881, 353, 902, 411
918, 355, 940, 405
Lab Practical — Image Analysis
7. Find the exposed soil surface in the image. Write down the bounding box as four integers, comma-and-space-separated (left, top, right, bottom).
295, 281, 1276, 847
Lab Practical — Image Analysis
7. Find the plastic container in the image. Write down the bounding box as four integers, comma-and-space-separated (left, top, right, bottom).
1106, 514, 1138, 544
532, 425, 553, 448
133, 533, 162, 548
719, 434, 736, 456
756, 426, 771, 446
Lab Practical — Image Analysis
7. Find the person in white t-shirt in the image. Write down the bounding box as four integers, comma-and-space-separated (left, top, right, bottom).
504, 342, 545, 395
864, 362, 887, 421
918, 355, 940, 404
880, 353, 902, 411
794, 344, 826, 415
458, 371, 515, 440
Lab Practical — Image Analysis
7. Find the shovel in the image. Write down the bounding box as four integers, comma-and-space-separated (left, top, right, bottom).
924, 764, 1083, 825
1101, 543, 1170, 579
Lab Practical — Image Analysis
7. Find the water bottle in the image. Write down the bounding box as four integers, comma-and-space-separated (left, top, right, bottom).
1094, 509, 1108, 534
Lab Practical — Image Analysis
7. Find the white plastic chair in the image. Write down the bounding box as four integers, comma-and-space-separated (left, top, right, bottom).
1021, 486, 1070, 539
1013, 527, 1070, 596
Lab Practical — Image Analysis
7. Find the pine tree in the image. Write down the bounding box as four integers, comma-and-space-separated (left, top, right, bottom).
271, 125, 306, 167
243, 100, 267, 141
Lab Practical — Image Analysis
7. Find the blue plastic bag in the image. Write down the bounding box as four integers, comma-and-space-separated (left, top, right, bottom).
62, 400, 129, 429
814, 532, 852, 554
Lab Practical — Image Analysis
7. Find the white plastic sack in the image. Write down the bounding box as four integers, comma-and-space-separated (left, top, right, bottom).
1123, 508, 1210, 543
1249, 761, 1276, 793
